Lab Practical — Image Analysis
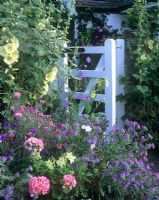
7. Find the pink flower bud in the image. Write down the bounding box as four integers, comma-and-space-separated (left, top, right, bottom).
55, 129, 62, 134
14, 112, 23, 119
56, 143, 63, 150
13, 92, 21, 99
60, 123, 65, 128
39, 100, 45, 105
26, 132, 34, 137
9, 133, 15, 139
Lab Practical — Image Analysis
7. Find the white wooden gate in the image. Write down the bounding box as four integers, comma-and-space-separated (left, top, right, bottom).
59, 39, 125, 133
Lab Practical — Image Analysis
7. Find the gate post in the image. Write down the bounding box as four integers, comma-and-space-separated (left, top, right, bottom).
59, 44, 69, 107
104, 39, 116, 134
116, 39, 125, 127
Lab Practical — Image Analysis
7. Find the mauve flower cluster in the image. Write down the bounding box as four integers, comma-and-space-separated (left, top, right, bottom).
24, 137, 44, 153
103, 120, 159, 199
104, 155, 159, 199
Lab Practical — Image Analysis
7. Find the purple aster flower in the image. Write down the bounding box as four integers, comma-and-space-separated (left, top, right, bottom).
31, 128, 38, 134
3, 122, 10, 127
0, 134, 6, 142
1, 156, 7, 161
86, 56, 91, 64
11, 122, 17, 128
7, 148, 13, 156
43, 127, 50, 132
92, 157, 100, 164
87, 138, 97, 144
141, 136, 145, 141
40, 149, 48, 156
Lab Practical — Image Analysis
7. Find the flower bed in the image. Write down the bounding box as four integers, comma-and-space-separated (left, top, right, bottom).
0, 93, 159, 199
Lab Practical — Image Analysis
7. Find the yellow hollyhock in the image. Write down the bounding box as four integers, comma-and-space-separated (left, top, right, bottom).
4, 54, 16, 65
45, 68, 58, 83
41, 83, 49, 96
43, 84, 49, 92
147, 40, 153, 50
37, 22, 45, 30
12, 50, 19, 62
65, 152, 76, 164
52, 67, 58, 73
140, 54, 147, 61
11, 37, 19, 49
41, 90, 47, 96
4, 43, 18, 54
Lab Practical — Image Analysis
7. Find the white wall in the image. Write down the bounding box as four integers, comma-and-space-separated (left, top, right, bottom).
107, 14, 123, 33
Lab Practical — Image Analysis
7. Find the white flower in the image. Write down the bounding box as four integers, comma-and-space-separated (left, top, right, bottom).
81, 125, 92, 132
90, 144, 96, 149
81, 125, 86, 130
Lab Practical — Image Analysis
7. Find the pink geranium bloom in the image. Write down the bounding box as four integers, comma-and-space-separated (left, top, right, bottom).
63, 174, 77, 189
29, 176, 50, 197
13, 91, 21, 99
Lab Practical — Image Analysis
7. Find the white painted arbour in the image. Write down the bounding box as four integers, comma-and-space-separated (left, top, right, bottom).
59, 39, 125, 133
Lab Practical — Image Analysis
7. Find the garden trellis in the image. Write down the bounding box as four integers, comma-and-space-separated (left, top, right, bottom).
59, 39, 125, 133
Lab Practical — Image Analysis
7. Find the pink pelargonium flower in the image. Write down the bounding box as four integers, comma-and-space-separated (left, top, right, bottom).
24, 137, 44, 152
14, 112, 23, 119
39, 100, 45, 105
13, 91, 21, 99
63, 174, 77, 189
56, 143, 63, 150
29, 176, 50, 197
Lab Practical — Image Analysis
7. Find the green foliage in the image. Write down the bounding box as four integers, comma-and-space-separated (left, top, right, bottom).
0, 0, 73, 109
122, 0, 159, 142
